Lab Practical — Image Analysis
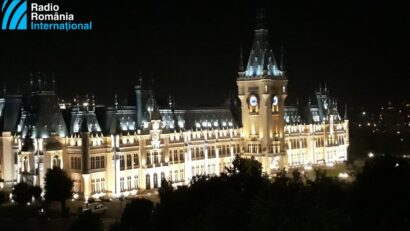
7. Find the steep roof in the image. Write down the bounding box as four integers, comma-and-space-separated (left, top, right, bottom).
243, 9, 284, 78
22, 91, 67, 138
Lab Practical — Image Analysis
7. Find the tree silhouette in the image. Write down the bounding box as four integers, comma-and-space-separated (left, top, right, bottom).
44, 167, 73, 216
121, 198, 154, 230
12, 182, 32, 205
30, 185, 42, 202
70, 211, 104, 231
0, 190, 6, 205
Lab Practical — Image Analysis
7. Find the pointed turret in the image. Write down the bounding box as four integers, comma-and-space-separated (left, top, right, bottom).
344, 104, 348, 120
243, 8, 283, 78
239, 47, 245, 73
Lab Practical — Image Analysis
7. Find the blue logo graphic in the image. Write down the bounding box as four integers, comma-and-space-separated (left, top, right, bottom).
1, 0, 27, 30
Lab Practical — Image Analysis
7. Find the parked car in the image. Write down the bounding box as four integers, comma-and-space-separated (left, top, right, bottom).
87, 197, 101, 203
82, 203, 108, 214
99, 195, 111, 202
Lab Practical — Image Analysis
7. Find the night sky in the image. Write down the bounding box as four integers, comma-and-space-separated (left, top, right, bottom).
0, 0, 409, 108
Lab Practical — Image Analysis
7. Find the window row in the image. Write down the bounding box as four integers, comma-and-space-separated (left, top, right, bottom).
120, 175, 139, 192
71, 156, 82, 170
91, 178, 105, 194
90, 156, 105, 169
169, 169, 184, 183
120, 153, 139, 170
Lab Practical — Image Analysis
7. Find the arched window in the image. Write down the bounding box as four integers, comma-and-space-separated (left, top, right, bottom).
127, 176, 132, 190
96, 179, 100, 193
91, 179, 96, 193
174, 170, 178, 182
180, 169, 184, 181
153, 173, 158, 188
120, 177, 125, 192
134, 175, 138, 189
146, 174, 151, 189
23, 156, 29, 172
53, 155, 61, 168
101, 179, 105, 192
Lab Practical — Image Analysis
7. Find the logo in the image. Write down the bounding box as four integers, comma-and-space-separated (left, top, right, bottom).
1, 0, 28, 30
1, 1, 92, 31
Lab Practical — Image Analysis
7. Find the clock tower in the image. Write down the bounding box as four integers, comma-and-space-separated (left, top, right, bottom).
237, 9, 288, 172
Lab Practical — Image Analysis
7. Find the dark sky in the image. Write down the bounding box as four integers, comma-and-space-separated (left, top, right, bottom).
0, 0, 409, 108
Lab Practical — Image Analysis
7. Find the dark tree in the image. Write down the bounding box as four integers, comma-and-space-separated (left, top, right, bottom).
121, 198, 154, 230
30, 185, 42, 202
70, 211, 104, 231
0, 190, 6, 205
12, 182, 32, 205
44, 167, 73, 215
109, 221, 130, 231
351, 155, 410, 231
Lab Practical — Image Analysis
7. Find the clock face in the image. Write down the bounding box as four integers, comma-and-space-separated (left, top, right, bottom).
152, 132, 159, 141
272, 96, 278, 106
249, 95, 258, 106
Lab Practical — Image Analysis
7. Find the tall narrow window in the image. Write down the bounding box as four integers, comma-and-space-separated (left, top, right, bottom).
127, 154, 132, 169
53, 156, 61, 168
146, 174, 151, 189
120, 155, 125, 170
153, 173, 158, 188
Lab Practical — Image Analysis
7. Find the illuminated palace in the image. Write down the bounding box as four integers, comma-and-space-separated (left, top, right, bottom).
0, 15, 349, 199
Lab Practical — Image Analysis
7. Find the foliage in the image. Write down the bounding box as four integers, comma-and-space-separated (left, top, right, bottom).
30, 185, 42, 201
70, 211, 104, 231
112, 155, 410, 231
12, 182, 32, 205
0, 190, 6, 205
44, 167, 73, 214
121, 198, 154, 231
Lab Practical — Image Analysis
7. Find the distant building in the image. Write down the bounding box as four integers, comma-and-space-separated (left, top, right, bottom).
0, 11, 348, 199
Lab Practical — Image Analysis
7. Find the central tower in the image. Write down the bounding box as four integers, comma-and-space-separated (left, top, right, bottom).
237, 9, 288, 172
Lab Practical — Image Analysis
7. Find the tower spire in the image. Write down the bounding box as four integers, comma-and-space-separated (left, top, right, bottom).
52, 72, 56, 91
138, 72, 143, 87
280, 45, 284, 71
256, 8, 266, 30
239, 47, 244, 72
114, 94, 118, 110
2, 83, 6, 96
344, 104, 348, 120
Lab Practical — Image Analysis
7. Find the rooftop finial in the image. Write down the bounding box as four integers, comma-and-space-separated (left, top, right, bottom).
92, 94, 95, 108
2, 83, 6, 96
52, 72, 56, 91
344, 104, 348, 120
239, 47, 244, 72
168, 95, 173, 108
30, 73, 33, 87
37, 72, 42, 91
138, 72, 143, 87
256, 8, 266, 29
76, 95, 80, 106
114, 94, 118, 109
280, 45, 284, 71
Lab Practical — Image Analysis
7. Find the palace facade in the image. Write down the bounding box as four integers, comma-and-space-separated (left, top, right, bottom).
0, 14, 349, 199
